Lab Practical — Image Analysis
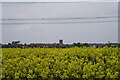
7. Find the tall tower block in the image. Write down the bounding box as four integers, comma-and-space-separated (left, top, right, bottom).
59, 40, 63, 45
59, 40, 64, 48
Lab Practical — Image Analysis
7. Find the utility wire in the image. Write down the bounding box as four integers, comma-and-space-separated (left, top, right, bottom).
1, 20, 118, 25
2, 2, 108, 3
1, 16, 118, 25
2, 16, 118, 20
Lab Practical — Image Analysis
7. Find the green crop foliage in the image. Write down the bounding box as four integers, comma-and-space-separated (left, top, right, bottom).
1, 47, 120, 79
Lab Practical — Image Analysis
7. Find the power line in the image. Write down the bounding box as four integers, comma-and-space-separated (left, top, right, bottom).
1, 20, 118, 25
2, 1, 119, 4
1, 16, 118, 25
2, 16, 118, 20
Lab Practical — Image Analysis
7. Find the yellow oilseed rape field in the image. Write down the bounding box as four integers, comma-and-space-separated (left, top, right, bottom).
1, 47, 120, 79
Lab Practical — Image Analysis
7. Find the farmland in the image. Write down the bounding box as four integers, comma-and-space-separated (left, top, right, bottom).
2, 47, 120, 79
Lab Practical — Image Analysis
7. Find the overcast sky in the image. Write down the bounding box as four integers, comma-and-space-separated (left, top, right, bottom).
2, 2, 118, 44
0, 3, 1, 44
1, 0, 119, 2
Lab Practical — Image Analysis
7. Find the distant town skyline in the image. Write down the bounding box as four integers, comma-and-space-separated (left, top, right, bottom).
2, 2, 118, 44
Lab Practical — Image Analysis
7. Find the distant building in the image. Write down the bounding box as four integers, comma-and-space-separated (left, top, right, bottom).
59, 40, 63, 45
59, 40, 65, 48
2, 40, 119, 48
92, 45, 96, 48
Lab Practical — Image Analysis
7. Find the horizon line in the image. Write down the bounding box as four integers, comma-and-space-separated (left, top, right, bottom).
1, 42, 119, 44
